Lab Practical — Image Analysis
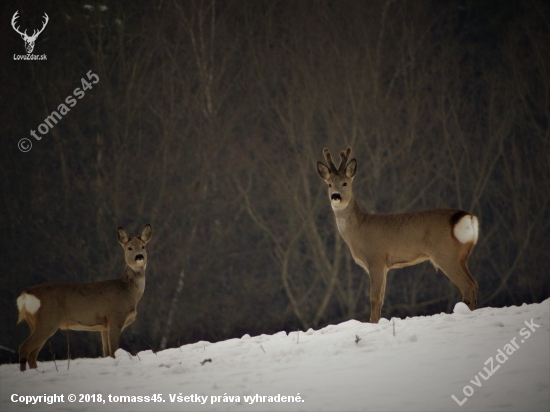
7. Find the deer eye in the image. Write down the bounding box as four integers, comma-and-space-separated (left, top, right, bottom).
128, 247, 133, 251
328, 184, 332, 187
141, 246, 145, 249
343, 182, 347, 186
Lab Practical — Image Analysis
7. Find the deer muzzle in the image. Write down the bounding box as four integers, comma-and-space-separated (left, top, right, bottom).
331, 193, 342, 203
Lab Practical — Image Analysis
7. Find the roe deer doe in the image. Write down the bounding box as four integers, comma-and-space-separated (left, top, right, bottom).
317, 147, 479, 323
17, 224, 152, 371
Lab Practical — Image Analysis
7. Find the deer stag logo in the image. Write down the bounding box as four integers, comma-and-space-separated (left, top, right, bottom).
11, 10, 49, 54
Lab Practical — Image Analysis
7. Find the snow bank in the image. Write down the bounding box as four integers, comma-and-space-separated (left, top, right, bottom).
2, 299, 548, 411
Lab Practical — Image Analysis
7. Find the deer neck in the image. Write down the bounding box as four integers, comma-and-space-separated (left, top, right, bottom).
333, 195, 364, 236
122, 265, 146, 295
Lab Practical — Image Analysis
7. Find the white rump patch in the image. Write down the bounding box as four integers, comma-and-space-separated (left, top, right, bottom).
17, 293, 41, 315
16, 294, 25, 312
453, 215, 479, 244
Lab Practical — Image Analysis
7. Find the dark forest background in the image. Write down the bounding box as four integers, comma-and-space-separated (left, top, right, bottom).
1, 0, 549, 365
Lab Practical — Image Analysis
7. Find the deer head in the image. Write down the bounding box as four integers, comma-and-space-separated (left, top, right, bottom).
11, 11, 49, 54
117, 224, 152, 271
317, 147, 357, 210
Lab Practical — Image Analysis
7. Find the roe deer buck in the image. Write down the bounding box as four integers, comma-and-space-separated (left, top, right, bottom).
17, 224, 152, 371
317, 147, 479, 323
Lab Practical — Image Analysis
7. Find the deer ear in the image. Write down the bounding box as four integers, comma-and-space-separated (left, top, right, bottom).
140, 224, 152, 243
345, 159, 357, 178
117, 227, 129, 245
317, 162, 331, 181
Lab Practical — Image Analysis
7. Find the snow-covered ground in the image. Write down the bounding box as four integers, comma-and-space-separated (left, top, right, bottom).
1, 299, 548, 411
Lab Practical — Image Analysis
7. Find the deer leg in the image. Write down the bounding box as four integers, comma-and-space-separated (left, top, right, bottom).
27, 345, 44, 369
368, 265, 388, 323
19, 324, 58, 371
433, 254, 478, 310
101, 331, 109, 357
106, 323, 123, 358
458, 259, 478, 309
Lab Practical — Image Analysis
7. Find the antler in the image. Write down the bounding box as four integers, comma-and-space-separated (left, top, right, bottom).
323, 147, 352, 173
323, 148, 338, 173
337, 147, 352, 172
11, 11, 27, 37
